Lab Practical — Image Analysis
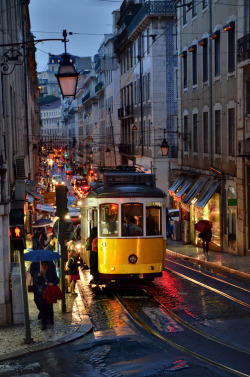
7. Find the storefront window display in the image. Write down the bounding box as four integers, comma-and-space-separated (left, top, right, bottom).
193, 192, 220, 247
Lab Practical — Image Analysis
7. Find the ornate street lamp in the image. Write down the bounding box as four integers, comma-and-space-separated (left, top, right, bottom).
55, 30, 79, 98
160, 129, 169, 157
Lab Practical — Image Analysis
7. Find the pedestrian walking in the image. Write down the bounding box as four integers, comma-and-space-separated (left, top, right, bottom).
66, 250, 80, 294
34, 261, 59, 330
199, 229, 212, 256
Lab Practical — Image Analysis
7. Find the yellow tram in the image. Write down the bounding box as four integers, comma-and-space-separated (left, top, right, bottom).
79, 168, 167, 285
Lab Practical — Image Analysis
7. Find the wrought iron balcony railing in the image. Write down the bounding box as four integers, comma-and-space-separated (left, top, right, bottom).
127, 1, 176, 36
237, 33, 250, 64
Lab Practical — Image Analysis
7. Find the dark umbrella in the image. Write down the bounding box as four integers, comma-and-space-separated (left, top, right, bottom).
24, 247, 60, 262
32, 218, 53, 228
195, 220, 212, 232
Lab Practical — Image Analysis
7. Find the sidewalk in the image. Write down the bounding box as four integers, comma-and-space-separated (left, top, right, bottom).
0, 282, 92, 362
166, 238, 250, 283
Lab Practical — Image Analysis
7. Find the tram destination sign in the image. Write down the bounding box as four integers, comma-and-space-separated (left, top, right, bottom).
104, 173, 155, 187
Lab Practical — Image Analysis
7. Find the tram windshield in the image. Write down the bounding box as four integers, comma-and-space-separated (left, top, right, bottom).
122, 203, 143, 236
146, 203, 162, 235
100, 203, 118, 236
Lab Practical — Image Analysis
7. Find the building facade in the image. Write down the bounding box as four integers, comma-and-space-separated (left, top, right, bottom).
113, 0, 178, 194
173, 0, 248, 255
0, 0, 40, 324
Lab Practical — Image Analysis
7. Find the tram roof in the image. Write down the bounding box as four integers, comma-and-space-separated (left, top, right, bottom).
86, 168, 166, 198
87, 184, 166, 198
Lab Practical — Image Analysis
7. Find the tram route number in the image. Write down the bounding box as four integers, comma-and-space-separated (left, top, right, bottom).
129, 198, 136, 201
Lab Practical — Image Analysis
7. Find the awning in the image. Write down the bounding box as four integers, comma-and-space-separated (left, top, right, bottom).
168, 174, 186, 196
181, 175, 210, 211
193, 180, 221, 210
26, 186, 43, 202
36, 203, 55, 214
175, 175, 197, 202
27, 194, 34, 204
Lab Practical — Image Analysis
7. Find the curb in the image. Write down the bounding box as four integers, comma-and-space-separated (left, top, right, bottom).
166, 249, 250, 284
0, 319, 93, 363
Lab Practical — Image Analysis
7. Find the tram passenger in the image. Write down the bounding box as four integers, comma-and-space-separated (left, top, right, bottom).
89, 227, 99, 284
123, 216, 142, 235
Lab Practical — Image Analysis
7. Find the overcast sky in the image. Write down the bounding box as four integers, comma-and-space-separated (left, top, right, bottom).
29, 0, 121, 72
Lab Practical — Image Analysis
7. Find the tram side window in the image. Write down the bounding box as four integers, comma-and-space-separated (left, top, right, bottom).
100, 203, 118, 236
122, 203, 143, 236
146, 204, 162, 236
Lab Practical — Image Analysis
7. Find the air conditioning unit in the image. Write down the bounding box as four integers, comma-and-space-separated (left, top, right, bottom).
238, 139, 250, 157
15, 156, 28, 179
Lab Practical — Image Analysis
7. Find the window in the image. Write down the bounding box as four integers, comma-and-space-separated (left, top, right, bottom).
183, 52, 187, 88
228, 108, 235, 156
147, 119, 152, 146
147, 73, 151, 100
193, 113, 198, 153
183, 0, 187, 25
215, 110, 221, 154
122, 203, 143, 236
183, 115, 189, 152
213, 32, 220, 76
100, 204, 118, 236
203, 112, 208, 153
199, 38, 208, 82
192, 0, 197, 17
189, 46, 197, 85
228, 24, 235, 72
202, 0, 208, 8
147, 28, 150, 54
146, 203, 162, 236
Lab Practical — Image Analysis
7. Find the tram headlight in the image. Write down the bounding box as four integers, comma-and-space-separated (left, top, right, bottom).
128, 254, 137, 264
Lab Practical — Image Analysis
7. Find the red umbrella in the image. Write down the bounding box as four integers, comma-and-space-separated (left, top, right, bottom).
195, 220, 212, 232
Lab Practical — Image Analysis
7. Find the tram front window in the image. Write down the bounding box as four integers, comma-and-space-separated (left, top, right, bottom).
100, 203, 118, 236
146, 204, 162, 236
122, 203, 143, 236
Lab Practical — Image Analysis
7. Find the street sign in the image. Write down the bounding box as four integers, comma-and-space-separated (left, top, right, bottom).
44, 192, 56, 204
132, 124, 138, 131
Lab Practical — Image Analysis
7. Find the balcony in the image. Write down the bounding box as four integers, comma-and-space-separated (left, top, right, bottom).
237, 33, 250, 66
95, 82, 103, 93
119, 143, 138, 156
118, 108, 124, 119
82, 92, 90, 104
127, 1, 176, 36
125, 104, 133, 116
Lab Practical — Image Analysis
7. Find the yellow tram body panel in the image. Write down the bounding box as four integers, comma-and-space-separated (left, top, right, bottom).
98, 237, 166, 276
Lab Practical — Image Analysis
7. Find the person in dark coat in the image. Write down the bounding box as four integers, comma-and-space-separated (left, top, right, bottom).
89, 227, 98, 284
67, 250, 80, 294
199, 229, 212, 255
33, 261, 59, 330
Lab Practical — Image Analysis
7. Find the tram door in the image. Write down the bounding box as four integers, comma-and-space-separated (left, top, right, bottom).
88, 208, 98, 236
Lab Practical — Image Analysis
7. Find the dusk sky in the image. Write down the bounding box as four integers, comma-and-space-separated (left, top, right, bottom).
29, 0, 121, 72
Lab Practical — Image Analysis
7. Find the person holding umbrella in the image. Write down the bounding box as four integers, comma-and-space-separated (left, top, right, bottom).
34, 261, 59, 330
24, 248, 60, 330
195, 220, 212, 257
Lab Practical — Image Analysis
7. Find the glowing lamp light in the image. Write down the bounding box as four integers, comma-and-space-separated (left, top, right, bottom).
56, 53, 79, 98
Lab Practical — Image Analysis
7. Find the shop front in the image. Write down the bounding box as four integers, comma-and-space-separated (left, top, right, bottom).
193, 180, 221, 250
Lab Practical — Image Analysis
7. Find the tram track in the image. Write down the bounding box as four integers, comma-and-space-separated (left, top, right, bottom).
165, 256, 250, 294
113, 290, 250, 377
164, 257, 250, 310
